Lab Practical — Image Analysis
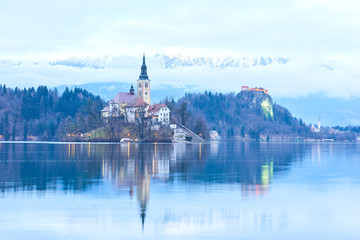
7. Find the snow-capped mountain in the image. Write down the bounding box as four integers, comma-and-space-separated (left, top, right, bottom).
49, 56, 112, 69
0, 54, 289, 70
0, 59, 24, 66
155, 54, 288, 69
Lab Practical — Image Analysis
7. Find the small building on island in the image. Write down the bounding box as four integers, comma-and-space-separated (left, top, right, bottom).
148, 104, 170, 124
125, 98, 149, 123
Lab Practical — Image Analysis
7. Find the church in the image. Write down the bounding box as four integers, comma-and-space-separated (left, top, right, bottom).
137, 54, 151, 105
101, 54, 170, 124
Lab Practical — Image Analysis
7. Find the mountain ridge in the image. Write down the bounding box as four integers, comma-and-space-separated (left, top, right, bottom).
0, 54, 289, 70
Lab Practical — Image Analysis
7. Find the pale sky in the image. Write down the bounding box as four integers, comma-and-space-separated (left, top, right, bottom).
1, 0, 360, 98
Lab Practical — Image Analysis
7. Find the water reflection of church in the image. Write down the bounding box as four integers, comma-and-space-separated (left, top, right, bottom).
101, 143, 173, 229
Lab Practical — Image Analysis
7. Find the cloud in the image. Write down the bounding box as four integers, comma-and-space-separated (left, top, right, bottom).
0, 0, 359, 100
1, 0, 360, 57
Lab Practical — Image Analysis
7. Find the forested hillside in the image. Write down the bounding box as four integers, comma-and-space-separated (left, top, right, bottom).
0, 84, 357, 142
0, 85, 104, 140
168, 90, 312, 140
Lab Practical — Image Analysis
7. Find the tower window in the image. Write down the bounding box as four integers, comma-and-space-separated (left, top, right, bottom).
145, 92, 148, 95
145, 83, 148, 87
139, 83, 141, 88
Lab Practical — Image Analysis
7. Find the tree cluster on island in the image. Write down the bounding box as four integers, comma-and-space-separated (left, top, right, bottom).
0, 84, 103, 141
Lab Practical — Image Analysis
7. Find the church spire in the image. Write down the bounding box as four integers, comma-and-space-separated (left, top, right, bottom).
139, 53, 149, 80
137, 53, 151, 105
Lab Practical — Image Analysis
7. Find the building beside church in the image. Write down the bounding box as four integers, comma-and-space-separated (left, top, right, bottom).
101, 54, 170, 124
125, 98, 148, 123
148, 104, 170, 124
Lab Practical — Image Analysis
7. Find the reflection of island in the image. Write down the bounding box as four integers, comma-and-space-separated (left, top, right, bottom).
0, 142, 309, 227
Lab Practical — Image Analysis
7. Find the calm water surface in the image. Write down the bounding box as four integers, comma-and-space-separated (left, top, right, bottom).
0, 142, 359, 239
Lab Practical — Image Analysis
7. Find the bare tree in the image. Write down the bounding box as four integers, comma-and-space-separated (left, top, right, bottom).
163, 96, 176, 121
194, 116, 208, 139
102, 116, 124, 141
178, 101, 190, 126
135, 106, 147, 139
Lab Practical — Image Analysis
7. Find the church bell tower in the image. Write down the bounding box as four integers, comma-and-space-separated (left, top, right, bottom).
137, 54, 151, 105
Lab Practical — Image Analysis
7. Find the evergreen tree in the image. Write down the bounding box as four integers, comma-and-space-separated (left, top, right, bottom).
4, 113, 10, 140
12, 121, 16, 141
0, 85, 104, 141
23, 122, 28, 141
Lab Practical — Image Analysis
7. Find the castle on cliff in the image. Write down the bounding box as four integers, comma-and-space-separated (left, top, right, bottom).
241, 86, 269, 94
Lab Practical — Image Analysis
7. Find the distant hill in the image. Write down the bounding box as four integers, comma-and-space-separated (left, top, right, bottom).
173, 90, 360, 141
171, 90, 310, 140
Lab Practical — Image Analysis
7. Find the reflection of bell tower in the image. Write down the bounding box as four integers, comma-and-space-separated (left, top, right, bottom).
137, 164, 150, 230
137, 53, 151, 105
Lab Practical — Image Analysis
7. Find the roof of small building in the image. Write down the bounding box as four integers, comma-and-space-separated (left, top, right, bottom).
110, 92, 137, 104
148, 103, 169, 114
126, 98, 148, 108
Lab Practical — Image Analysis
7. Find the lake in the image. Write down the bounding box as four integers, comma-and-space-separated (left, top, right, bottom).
0, 142, 359, 239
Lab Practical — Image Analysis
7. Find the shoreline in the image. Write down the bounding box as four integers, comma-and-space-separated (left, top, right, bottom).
0, 140, 358, 144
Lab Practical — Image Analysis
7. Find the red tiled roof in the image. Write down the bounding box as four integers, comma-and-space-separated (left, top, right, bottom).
111, 92, 137, 104
126, 98, 148, 108
149, 103, 168, 113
